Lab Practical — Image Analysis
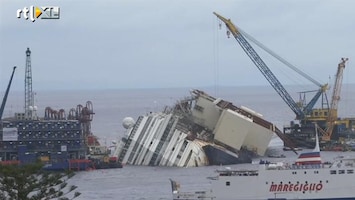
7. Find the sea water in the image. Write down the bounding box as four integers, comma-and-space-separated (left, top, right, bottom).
2, 85, 355, 199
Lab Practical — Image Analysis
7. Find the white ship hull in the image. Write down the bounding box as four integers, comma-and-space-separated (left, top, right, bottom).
171, 136, 355, 199
213, 163, 355, 199
172, 159, 355, 199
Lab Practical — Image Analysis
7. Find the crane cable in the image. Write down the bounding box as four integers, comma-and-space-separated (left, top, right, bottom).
213, 16, 220, 96
342, 59, 351, 117
236, 27, 323, 87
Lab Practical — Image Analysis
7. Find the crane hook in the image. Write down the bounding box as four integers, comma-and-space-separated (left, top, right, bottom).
340, 58, 349, 68
226, 30, 230, 38
341, 57, 348, 63
218, 23, 222, 30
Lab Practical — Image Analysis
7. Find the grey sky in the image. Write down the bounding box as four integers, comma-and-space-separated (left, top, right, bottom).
1, 0, 354, 91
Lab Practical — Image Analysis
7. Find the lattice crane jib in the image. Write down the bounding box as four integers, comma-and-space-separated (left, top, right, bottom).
0, 67, 16, 120
25, 47, 34, 120
213, 12, 304, 119
323, 58, 348, 141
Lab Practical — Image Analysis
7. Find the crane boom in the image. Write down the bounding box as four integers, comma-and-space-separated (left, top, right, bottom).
0, 66, 17, 120
322, 58, 348, 141
213, 12, 304, 119
330, 58, 347, 112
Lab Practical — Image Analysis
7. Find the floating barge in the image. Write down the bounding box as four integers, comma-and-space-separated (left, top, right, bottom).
0, 103, 121, 171
0, 48, 121, 171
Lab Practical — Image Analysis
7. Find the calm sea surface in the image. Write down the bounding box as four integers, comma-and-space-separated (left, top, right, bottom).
2, 85, 355, 199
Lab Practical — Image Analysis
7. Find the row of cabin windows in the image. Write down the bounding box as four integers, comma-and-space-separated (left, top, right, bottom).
267, 180, 326, 185
5, 123, 80, 129
292, 171, 318, 175
330, 169, 354, 174
225, 170, 355, 186
313, 111, 328, 117
291, 169, 354, 175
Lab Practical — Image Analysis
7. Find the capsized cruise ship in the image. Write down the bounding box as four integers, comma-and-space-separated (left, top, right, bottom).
113, 89, 278, 167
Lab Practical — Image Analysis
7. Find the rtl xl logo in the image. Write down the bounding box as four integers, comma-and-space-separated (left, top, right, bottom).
17, 6, 60, 22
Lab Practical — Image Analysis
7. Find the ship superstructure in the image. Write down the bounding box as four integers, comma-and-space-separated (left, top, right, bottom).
114, 89, 277, 167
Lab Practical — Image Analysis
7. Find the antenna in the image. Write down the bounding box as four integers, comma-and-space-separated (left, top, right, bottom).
25, 47, 34, 120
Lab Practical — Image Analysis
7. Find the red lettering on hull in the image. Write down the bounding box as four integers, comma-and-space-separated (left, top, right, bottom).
269, 182, 323, 193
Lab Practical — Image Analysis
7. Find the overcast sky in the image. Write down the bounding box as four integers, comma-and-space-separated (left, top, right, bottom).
0, 0, 354, 91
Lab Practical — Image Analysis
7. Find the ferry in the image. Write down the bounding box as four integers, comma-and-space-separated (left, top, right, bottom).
170, 134, 355, 199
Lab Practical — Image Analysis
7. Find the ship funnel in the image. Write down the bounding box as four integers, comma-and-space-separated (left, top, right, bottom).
295, 126, 322, 165
313, 128, 320, 152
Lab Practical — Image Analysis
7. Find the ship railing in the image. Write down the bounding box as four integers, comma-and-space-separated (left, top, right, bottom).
217, 169, 258, 176
266, 163, 326, 170
288, 164, 323, 170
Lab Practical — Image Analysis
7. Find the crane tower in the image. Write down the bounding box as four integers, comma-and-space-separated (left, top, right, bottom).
24, 47, 35, 120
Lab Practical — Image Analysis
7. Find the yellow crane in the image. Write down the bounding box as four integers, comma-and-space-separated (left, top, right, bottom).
213, 12, 349, 147
320, 58, 348, 141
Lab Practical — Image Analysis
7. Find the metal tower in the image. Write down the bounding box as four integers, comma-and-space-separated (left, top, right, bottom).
25, 47, 34, 119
